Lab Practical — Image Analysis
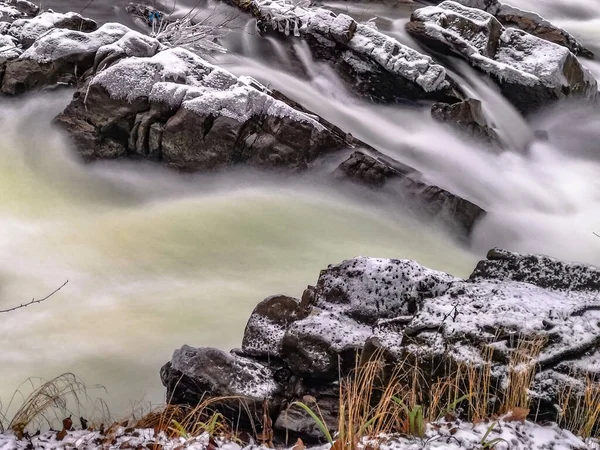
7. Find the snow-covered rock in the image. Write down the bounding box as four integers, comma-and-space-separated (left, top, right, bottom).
54, 46, 347, 171
406, 1, 598, 113
440, 0, 594, 58
7, 10, 97, 48
249, 0, 462, 103
163, 249, 600, 435
0, 17, 158, 95
0, 0, 38, 24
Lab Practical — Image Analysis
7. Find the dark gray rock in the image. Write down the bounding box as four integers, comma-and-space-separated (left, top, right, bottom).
406, 1, 598, 114
431, 99, 500, 146
1, 23, 157, 95
7, 11, 97, 48
242, 295, 309, 358
54, 47, 348, 172
335, 151, 486, 236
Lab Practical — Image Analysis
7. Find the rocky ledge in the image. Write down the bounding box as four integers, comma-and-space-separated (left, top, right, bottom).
161, 249, 600, 439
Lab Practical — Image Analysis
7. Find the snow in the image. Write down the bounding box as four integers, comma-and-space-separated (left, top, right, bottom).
7, 11, 94, 45
410, 1, 597, 93
253, 0, 451, 93
454, 0, 590, 56
314, 257, 454, 322
92, 47, 326, 127
0, 33, 20, 59
0, 420, 593, 449
20, 23, 132, 63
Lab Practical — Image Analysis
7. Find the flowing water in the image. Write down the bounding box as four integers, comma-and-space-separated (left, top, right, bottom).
0, 0, 599, 420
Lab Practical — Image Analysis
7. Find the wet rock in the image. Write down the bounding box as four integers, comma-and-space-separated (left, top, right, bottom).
406, 1, 598, 114
336, 151, 486, 236
431, 99, 500, 146
448, 0, 594, 58
335, 150, 406, 186
247, 0, 462, 103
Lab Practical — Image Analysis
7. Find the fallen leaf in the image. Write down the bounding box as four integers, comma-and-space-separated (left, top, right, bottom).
505, 408, 529, 422
56, 428, 67, 441
63, 417, 73, 431
293, 438, 305, 450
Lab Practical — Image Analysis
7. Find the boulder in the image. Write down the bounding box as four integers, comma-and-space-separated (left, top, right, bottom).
160, 346, 283, 425
162, 249, 600, 434
54, 47, 347, 171
246, 0, 462, 103
444, 0, 594, 58
406, 1, 598, 114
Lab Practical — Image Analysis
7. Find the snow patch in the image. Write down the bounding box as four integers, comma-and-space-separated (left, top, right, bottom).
92, 47, 326, 128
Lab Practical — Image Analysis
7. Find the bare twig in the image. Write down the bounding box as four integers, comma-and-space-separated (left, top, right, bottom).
0, 281, 68, 314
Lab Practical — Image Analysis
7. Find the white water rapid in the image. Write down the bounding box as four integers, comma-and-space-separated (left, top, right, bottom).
0, 0, 599, 421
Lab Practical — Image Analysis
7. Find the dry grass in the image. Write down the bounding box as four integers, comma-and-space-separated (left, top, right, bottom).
2, 335, 598, 445
1, 373, 106, 438
133, 395, 255, 443
558, 375, 600, 440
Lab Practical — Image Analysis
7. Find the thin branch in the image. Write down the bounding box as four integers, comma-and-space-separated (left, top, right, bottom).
0, 281, 68, 314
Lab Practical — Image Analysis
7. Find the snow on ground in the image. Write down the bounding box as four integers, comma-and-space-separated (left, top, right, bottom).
0, 420, 596, 450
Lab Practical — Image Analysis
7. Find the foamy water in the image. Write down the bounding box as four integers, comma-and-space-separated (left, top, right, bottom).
1, 0, 599, 421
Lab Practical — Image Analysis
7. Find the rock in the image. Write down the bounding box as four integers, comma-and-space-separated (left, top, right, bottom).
6, 11, 97, 48
246, 0, 462, 103
470, 247, 600, 291
160, 345, 283, 425
54, 47, 347, 171
0, 0, 38, 23
1, 23, 158, 95
406, 1, 598, 114
335, 151, 486, 236
242, 295, 309, 358
431, 99, 500, 146
163, 250, 600, 433
447, 0, 594, 58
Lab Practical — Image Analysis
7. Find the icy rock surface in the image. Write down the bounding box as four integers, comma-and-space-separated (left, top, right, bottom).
0, 11, 156, 95
452, 0, 594, 57
7, 10, 97, 48
250, 0, 460, 102
406, 1, 598, 113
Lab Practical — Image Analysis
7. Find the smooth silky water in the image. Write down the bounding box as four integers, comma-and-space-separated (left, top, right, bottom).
1, 0, 599, 420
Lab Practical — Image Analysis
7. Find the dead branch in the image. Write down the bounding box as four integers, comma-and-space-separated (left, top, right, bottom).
0, 281, 68, 314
